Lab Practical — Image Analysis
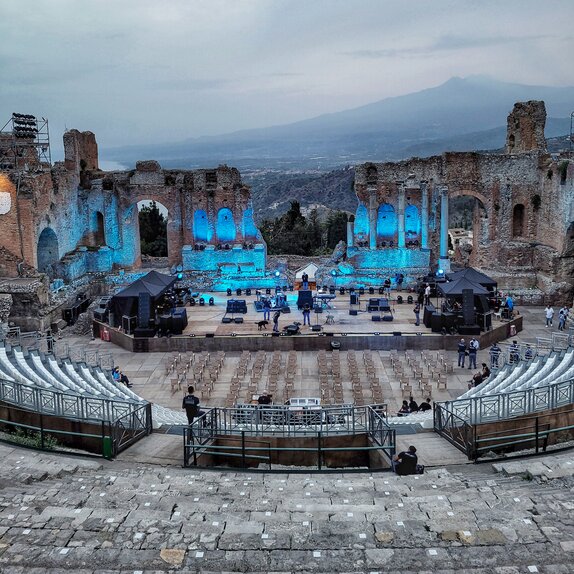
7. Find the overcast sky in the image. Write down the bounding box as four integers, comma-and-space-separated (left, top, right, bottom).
1, 0, 573, 159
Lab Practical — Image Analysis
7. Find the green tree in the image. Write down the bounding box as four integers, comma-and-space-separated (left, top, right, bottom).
139, 201, 167, 256
325, 211, 348, 249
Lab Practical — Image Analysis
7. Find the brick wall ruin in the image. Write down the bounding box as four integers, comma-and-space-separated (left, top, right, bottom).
353, 101, 574, 303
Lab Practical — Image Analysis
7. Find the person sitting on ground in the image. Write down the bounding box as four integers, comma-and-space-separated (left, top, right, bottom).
418, 398, 432, 412
408, 397, 419, 412
182, 385, 201, 425
397, 400, 410, 417
481, 363, 491, 380
112, 367, 121, 382
469, 371, 483, 389
119, 371, 132, 388
392, 445, 418, 475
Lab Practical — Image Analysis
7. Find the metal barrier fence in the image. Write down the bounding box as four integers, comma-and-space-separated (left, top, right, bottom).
0, 376, 145, 423
183, 404, 395, 471
434, 402, 476, 459
441, 377, 574, 426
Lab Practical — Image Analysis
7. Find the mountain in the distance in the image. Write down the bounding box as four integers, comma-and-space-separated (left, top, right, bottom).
104, 76, 574, 171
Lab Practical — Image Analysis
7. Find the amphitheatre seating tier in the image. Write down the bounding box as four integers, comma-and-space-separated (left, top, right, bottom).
0, 442, 573, 572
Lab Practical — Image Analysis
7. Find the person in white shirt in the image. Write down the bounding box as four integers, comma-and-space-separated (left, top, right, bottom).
545, 305, 554, 327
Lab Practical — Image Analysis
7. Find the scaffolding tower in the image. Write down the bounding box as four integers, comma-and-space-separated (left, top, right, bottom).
0, 112, 51, 171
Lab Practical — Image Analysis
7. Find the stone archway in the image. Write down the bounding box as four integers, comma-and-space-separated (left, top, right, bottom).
448, 193, 488, 267
37, 227, 59, 276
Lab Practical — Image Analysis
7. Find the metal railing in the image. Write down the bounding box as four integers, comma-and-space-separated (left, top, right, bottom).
442, 377, 574, 425
183, 404, 395, 471
0, 376, 145, 423
434, 402, 476, 459
110, 402, 153, 456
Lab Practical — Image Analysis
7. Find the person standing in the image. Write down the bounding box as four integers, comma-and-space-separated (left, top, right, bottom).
468, 337, 479, 370
302, 303, 311, 326
302, 272, 309, 290
182, 385, 200, 425
545, 305, 554, 327
490, 342, 501, 368
272, 310, 281, 333
457, 338, 467, 368
558, 306, 568, 331
413, 302, 421, 326
263, 298, 271, 321
424, 283, 431, 305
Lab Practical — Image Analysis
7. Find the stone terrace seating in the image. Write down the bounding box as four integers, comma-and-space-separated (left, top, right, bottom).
0, 443, 573, 572
0, 343, 146, 407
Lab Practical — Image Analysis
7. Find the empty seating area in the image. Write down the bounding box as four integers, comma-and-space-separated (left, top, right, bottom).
0, 343, 145, 422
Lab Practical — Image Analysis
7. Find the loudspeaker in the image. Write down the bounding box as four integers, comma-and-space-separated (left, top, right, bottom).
431, 313, 443, 333
122, 315, 137, 335
423, 304, 435, 328
442, 312, 457, 330
271, 332, 280, 337
297, 289, 313, 310
311, 324, 322, 332
205, 333, 215, 338
459, 325, 480, 335
134, 327, 156, 338
221, 317, 232, 324
382, 315, 394, 322
393, 331, 402, 336
462, 289, 475, 325
349, 309, 358, 316
350, 294, 359, 305
170, 315, 184, 335
234, 317, 244, 324
372, 315, 381, 322
475, 294, 490, 314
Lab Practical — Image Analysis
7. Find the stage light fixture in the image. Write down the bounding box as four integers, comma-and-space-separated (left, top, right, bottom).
274, 270, 280, 277
342, 333, 348, 337
331, 270, 337, 276
177, 273, 183, 280
374, 332, 380, 336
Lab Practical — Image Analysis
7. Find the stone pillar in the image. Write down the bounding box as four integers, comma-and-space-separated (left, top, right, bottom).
421, 181, 429, 249
439, 185, 451, 271
369, 189, 377, 250
397, 181, 405, 248
347, 220, 354, 247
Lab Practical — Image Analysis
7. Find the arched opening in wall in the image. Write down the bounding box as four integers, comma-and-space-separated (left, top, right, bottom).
242, 207, 259, 242
193, 209, 209, 243
37, 227, 59, 276
216, 207, 236, 244
353, 203, 369, 247
448, 195, 487, 267
512, 204, 525, 237
366, 165, 377, 185
376, 203, 397, 243
404, 204, 420, 244
94, 211, 105, 245
137, 200, 168, 257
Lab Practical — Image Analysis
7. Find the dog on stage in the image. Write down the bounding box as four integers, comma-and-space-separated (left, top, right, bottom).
257, 320, 269, 330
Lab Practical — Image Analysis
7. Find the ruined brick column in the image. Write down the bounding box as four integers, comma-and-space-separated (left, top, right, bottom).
368, 189, 377, 250
397, 181, 406, 248
421, 181, 429, 250
347, 219, 354, 247
439, 185, 451, 271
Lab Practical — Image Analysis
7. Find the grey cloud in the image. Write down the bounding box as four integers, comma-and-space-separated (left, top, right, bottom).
344, 34, 549, 59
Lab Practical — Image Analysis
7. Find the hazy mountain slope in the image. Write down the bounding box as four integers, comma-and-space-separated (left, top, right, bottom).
104, 76, 574, 170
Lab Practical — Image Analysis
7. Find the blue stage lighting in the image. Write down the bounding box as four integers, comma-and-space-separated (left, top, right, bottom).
275, 270, 280, 277
436, 269, 444, 276
177, 272, 183, 279
331, 270, 337, 276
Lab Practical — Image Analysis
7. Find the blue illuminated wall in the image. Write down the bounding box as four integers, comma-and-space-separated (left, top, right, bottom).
354, 203, 369, 240
193, 209, 209, 242
216, 208, 236, 243
405, 204, 421, 238
242, 207, 259, 240
377, 203, 397, 239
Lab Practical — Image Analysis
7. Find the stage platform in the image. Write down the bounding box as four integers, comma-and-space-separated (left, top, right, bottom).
95, 289, 522, 354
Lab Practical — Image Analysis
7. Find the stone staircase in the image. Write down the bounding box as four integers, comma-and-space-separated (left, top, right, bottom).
0, 442, 573, 572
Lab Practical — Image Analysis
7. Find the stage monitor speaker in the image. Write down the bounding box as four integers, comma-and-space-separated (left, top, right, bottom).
393, 331, 402, 336
297, 290, 313, 310
442, 312, 457, 330
221, 317, 232, 324
311, 324, 322, 332
372, 315, 381, 322
234, 317, 244, 324
138, 292, 151, 328
462, 289, 475, 325
349, 309, 358, 316
205, 333, 215, 338
382, 315, 393, 322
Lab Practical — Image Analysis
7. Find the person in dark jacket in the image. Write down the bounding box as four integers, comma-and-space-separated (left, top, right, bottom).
392, 445, 418, 475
